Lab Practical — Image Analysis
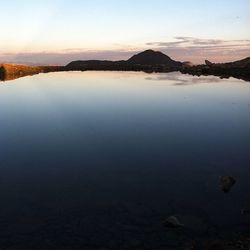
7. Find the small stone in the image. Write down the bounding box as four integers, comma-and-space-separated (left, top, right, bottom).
162, 216, 184, 228
184, 240, 197, 250
220, 176, 236, 193
205, 240, 224, 250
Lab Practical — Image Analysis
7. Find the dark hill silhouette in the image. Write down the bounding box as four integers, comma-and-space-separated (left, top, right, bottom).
209, 57, 250, 68
1, 51, 250, 82
181, 57, 250, 81
66, 50, 182, 71
66, 60, 125, 70
127, 49, 182, 67
195, 57, 250, 73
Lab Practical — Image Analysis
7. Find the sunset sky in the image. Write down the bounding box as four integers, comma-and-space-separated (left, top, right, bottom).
0, 0, 249, 65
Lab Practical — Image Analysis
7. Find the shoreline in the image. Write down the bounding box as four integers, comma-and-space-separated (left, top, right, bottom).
1, 63, 250, 82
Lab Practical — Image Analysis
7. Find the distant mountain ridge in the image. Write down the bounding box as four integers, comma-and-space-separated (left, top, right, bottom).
66, 49, 182, 70
181, 56, 250, 81
1, 50, 250, 82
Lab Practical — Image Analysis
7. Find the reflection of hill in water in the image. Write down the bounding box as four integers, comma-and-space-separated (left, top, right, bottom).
1, 70, 250, 83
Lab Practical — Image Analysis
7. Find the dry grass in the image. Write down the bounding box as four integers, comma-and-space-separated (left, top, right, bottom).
0, 64, 65, 81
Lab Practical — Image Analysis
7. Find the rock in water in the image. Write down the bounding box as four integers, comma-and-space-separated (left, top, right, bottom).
162, 216, 184, 228
241, 209, 250, 215
220, 176, 236, 193
205, 240, 225, 250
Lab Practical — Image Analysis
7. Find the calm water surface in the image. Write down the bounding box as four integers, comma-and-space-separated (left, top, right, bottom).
0, 71, 250, 249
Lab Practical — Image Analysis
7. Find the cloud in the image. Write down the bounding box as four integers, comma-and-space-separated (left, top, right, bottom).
145, 37, 250, 63
146, 36, 250, 47
0, 49, 139, 66
1, 37, 250, 65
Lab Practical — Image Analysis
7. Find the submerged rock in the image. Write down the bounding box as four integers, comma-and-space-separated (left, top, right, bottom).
205, 237, 250, 250
205, 240, 225, 250
162, 216, 184, 228
184, 241, 197, 250
241, 209, 250, 215
220, 176, 236, 193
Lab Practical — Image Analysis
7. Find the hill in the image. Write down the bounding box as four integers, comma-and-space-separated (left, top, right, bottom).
1, 51, 250, 82
210, 57, 250, 69
181, 57, 250, 81
65, 50, 182, 71
127, 49, 182, 67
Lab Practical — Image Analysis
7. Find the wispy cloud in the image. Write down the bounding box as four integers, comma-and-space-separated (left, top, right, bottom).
145, 37, 250, 63
0, 49, 139, 66
1, 37, 250, 65
146, 36, 250, 48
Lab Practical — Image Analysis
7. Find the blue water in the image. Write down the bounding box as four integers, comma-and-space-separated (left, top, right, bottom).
0, 71, 250, 249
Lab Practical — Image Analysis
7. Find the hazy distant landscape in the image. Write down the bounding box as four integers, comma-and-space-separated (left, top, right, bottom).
1, 50, 250, 82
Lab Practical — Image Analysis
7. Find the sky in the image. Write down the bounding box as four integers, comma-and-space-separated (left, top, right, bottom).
0, 0, 249, 65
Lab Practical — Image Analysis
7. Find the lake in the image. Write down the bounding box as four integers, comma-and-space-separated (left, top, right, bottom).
0, 71, 250, 249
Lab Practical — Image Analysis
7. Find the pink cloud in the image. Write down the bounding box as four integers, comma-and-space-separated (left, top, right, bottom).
1, 37, 249, 65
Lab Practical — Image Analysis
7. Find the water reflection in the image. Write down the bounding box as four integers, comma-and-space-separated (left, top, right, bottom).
145, 74, 231, 85
1, 69, 250, 84
0, 71, 249, 249
0, 73, 34, 82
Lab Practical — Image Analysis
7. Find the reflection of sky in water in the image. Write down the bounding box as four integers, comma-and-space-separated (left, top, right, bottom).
145, 73, 223, 85
0, 71, 249, 167
0, 71, 249, 244
0, 71, 249, 169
